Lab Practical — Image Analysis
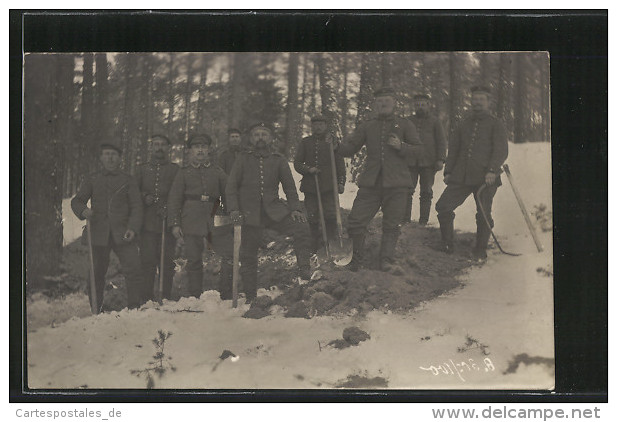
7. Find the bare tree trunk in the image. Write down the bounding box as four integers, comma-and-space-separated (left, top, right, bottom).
310, 56, 318, 116
94, 53, 110, 146
538, 52, 551, 142
513, 53, 526, 143
381, 53, 392, 87
298, 54, 309, 142
350, 53, 380, 182
448, 52, 462, 136
167, 53, 175, 129
229, 53, 246, 129
284, 52, 300, 156
24, 54, 68, 288
317, 53, 342, 139
81, 53, 95, 179
340, 55, 349, 138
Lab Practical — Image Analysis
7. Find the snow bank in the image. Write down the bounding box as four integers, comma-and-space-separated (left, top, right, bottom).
45, 142, 553, 390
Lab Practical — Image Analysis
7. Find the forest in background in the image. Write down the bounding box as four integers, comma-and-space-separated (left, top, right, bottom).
23, 51, 550, 287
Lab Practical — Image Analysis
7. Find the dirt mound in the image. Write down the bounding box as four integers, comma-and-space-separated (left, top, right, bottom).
269, 217, 478, 317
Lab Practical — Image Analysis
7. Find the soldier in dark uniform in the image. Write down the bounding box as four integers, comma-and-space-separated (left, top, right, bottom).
404, 94, 447, 225
294, 114, 346, 252
167, 134, 229, 299
435, 86, 508, 260
226, 122, 312, 302
333, 87, 422, 271
135, 135, 179, 301
71, 142, 146, 310
217, 128, 242, 175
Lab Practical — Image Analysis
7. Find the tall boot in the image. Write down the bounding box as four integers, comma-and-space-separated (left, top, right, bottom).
437, 213, 454, 254
218, 258, 233, 300
418, 196, 432, 226
472, 217, 491, 261
379, 232, 400, 271
345, 233, 366, 272
186, 269, 203, 298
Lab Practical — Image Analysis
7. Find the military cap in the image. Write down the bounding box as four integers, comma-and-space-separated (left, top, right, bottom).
228, 128, 241, 135
373, 86, 396, 97
187, 134, 213, 147
150, 134, 171, 145
413, 93, 431, 100
248, 121, 274, 134
470, 85, 492, 95
99, 142, 122, 154
310, 114, 327, 123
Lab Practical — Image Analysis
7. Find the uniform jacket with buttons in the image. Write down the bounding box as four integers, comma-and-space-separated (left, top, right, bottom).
225, 149, 301, 227
445, 111, 508, 186
135, 158, 179, 233
71, 169, 143, 246
407, 113, 447, 168
217, 147, 241, 176
337, 114, 422, 188
294, 135, 346, 194
167, 162, 227, 236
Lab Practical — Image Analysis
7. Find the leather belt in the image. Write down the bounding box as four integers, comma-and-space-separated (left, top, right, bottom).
185, 194, 212, 202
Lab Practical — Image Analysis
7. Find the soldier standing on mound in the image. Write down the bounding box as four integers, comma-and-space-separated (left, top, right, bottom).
225, 122, 312, 302
167, 134, 230, 299
332, 86, 422, 272
435, 85, 508, 260
135, 134, 179, 301
294, 114, 346, 253
404, 94, 447, 225
71, 142, 146, 310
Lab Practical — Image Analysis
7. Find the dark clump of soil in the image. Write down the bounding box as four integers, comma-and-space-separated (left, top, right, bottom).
285, 301, 311, 319
328, 326, 371, 349
335, 374, 389, 389
343, 327, 371, 345
268, 214, 477, 317
242, 295, 274, 319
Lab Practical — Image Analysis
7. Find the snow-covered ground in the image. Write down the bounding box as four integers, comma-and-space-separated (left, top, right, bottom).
42, 141, 553, 389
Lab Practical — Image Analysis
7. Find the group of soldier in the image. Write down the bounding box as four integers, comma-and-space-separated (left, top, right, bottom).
71, 84, 508, 312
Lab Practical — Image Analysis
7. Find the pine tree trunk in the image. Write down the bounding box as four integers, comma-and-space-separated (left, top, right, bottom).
350, 53, 380, 182
167, 53, 175, 129
448, 52, 462, 136
340, 55, 349, 138
513, 54, 526, 143
94, 53, 110, 146
298, 54, 309, 143
317, 53, 342, 139
24, 54, 67, 289
81, 53, 95, 180
538, 52, 551, 142
284, 52, 300, 156
229, 53, 246, 129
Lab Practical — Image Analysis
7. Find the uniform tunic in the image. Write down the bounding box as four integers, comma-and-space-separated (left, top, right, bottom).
436, 111, 509, 229
404, 113, 447, 222
294, 134, 346, 248
167, 162, 228, 297
337, 114, 422, 238
71, 169, 145, 310
225, 149, 311, 300
135, 158, 179, 299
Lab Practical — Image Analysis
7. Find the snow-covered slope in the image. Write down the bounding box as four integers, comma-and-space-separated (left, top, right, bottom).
43, 142, 553, 389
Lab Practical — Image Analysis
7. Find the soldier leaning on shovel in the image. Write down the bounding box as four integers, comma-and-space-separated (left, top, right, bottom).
435, 85, 508, 261
226, 122, 312, 303
167, 134, 231, 299
293, 114, 346, 254
71, 142, 147, 311
135, 134, 179, 301
330, 86, 422, 272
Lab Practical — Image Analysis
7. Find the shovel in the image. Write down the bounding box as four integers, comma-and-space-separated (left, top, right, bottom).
314, 174, 331, 260
327, 137, 352, 266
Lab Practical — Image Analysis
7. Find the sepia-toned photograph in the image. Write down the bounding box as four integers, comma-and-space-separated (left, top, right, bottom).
24, 51, 554, 390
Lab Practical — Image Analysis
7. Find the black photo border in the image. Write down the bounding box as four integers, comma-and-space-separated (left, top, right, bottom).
10, 9, 608, 403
